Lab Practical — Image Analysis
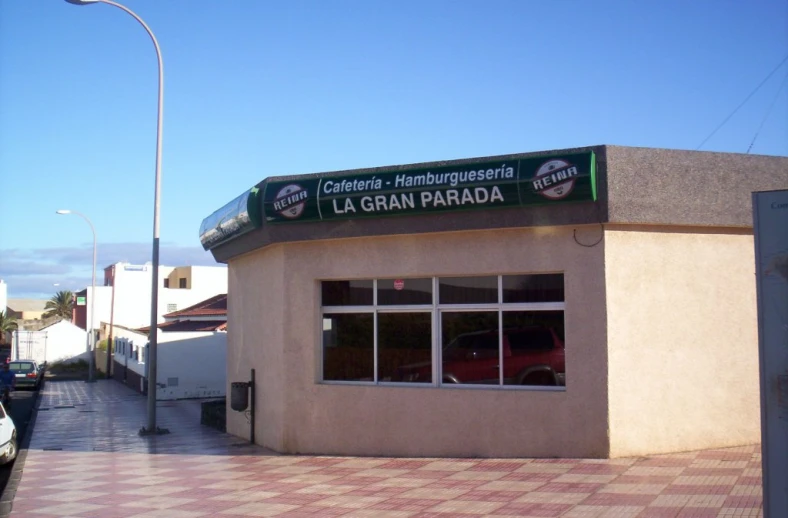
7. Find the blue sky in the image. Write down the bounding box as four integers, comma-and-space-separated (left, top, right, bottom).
1, 0, 787, 299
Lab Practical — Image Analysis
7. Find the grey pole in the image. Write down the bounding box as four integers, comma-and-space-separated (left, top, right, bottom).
753, 190, 788, 518
56, 210, 96, 383
65, 0, 165, 433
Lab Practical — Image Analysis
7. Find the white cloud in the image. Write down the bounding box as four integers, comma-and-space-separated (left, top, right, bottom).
0, 242, 223, 299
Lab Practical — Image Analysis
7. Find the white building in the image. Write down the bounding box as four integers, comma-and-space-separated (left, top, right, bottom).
12, 320, 88, 364
0, 280, 7, 317
74, 262, 228, 334
112, 294, 227, 400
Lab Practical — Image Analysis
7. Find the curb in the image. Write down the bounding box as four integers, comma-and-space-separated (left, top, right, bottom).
0, 384, 43, 517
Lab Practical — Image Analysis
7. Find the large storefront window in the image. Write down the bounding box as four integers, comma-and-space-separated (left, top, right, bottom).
320, 275, 566, 390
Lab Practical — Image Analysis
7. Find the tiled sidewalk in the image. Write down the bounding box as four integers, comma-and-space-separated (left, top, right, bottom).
27, 381, 262, 455
9, 381, 763, 517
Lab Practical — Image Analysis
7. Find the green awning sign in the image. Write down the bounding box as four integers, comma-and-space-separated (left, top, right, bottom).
263, 151, 596, 224
76, 296, 86, 306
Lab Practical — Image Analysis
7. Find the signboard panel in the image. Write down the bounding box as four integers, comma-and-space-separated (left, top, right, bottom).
753, 189, 788, 518
263, 152, 596, 224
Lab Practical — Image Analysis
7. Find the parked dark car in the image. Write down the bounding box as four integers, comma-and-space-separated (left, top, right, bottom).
395, 326, 565, 386
9, 360, 44, 390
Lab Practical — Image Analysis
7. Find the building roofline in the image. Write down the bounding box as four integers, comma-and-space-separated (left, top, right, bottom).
163, 294, 227, 318
202, 144, 788, 263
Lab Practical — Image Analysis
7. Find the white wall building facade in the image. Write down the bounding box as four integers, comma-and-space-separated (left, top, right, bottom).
12, 320, 88, 364
79, 263, 228, 333
113, 330, 226, 400
0, 280, 7, 317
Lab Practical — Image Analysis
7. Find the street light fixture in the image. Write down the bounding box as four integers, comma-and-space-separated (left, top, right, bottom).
64, 0, 166, 435
56, 209, 96, 383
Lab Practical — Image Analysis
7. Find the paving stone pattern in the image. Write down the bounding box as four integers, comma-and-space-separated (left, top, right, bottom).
11, 381, 764, 517
29, 381, 260, 455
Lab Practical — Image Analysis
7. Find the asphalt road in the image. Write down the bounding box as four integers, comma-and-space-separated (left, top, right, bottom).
0, 388, 38, 497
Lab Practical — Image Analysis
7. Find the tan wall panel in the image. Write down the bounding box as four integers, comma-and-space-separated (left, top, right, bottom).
605, 229, 760, 457
226, 246, 286, 450
228, 225, 611, 458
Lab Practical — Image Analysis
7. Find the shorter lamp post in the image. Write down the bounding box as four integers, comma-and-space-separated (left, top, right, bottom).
57, 210, 97, 383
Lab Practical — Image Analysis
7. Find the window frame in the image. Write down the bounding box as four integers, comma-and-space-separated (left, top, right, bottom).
320, 275, 566, 391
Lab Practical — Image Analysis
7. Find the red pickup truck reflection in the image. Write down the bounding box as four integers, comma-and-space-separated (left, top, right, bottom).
394, 326, 565, 386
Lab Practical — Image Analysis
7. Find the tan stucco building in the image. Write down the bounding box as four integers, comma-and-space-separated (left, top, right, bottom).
6, 299, 47, 321
201, 145, 788, 459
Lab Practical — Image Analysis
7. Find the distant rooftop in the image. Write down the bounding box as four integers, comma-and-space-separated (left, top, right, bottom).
163, 294, 227, 319
138, 320, 227, 333
7, 299, 47, 312
158, 320, 227, 332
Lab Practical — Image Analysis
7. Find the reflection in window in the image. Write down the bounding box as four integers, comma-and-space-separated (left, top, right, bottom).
320, 275, 566, 390
322, 280, 374, 306
323, 313, 374, 381
502, 274, 564, 303
378, 278, 432, 305
441, 312, 499, 385
378, 313, 432, 383
501, 311, 565, 386
439, 276, 498, 304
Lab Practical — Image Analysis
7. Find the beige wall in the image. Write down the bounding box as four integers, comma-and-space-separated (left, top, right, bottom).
605, 228, 760, 457
15, 310, 45, 320
227, 246, 286, 448
167, 266, 191, 289
228, 225, 610, 458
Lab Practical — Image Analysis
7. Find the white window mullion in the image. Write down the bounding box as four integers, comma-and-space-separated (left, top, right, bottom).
373, 280, 378, 383
373, 310, 379, 384
498, 275, 504, 386
433, 276, 440, 386
498, 308, 504, 385
318, 311, 324, 382
437, 304, 502, 311
322, 306, 377, 313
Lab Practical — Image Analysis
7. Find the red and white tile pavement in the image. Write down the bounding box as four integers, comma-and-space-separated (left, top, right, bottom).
8, 381, 763, 517
10, 445, 762, 517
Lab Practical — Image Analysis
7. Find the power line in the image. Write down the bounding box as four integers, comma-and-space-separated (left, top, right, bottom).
696, 53, 788, 151
747, 69, 788, 154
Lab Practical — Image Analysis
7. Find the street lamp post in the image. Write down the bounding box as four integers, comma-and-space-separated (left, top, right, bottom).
56, 210, 96, 383
65, 0, 166, 434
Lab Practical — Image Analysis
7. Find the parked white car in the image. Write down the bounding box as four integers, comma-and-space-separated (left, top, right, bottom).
0, 402, 17, 465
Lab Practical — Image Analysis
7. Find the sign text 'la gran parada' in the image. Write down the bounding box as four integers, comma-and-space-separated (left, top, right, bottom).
263, 152, 597, 224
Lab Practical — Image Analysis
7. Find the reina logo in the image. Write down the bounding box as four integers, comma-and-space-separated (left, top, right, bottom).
531, 159, 580, 200
272, 184, 308, 219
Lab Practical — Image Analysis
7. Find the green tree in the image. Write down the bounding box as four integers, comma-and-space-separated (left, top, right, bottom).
0, 311, 17, 345
43, 290, 74, 320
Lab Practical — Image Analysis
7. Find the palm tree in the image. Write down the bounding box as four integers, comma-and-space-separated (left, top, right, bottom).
43, 290, 74, 320
0, 311, 17, 345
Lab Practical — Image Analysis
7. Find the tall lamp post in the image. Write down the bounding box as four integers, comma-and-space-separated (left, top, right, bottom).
56, 210, 96, 383
65, 0, 165, 434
